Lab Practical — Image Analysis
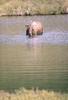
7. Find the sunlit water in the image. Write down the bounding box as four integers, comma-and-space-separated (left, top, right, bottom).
0, 15, 68, 92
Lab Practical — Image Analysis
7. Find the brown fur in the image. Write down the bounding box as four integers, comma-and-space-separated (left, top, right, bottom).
26, 21, 43, 37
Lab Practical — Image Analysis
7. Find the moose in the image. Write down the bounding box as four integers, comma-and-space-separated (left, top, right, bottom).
26, 21, 43, 37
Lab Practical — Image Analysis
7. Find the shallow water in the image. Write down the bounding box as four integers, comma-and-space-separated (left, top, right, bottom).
0, 31, 68, 45
0, 15, 68, 92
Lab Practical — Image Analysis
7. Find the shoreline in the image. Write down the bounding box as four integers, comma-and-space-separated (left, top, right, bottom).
0, 88, 68, 100
0, 13, 68, 17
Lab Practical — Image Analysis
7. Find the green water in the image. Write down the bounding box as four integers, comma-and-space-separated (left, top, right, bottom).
0, 15, 68, 92
0, 44, 68, 92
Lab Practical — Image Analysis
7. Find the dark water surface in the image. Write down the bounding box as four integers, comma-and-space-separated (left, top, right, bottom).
0, 15, 68, 92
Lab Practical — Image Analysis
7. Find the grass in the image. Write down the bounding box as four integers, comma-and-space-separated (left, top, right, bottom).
0, 0, 68, 16
0, 88, 68, 100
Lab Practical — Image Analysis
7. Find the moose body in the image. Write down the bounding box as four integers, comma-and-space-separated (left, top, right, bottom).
26, 21, 43, 37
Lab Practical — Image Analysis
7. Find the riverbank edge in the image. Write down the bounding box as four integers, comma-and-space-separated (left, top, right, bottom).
0, 88, 68, 100
0, 13, 68, 17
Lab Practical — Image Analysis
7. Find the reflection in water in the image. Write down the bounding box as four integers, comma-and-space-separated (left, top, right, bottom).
0, 38, 68, 92
31, 39, 38, 60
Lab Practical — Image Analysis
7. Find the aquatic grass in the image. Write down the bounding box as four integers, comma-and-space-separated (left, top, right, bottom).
0, 88, 68, 100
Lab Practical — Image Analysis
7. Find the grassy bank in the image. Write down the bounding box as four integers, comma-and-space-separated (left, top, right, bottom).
0, 0, 68, 16
0, 88, 68, 100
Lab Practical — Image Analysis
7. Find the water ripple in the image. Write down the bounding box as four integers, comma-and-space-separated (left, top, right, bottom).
0, 32, 68, 45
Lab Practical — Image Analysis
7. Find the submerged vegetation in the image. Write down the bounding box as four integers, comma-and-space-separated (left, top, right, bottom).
0, 88, 68, 100
0, 0, 68, 16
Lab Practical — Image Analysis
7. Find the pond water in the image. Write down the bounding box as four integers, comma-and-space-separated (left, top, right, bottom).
0, 15, 68, 92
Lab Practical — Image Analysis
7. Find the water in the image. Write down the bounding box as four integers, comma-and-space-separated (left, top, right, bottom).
0, 15, 68, 92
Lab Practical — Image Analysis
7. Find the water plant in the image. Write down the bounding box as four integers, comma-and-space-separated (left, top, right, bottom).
0, 88, 68, 100
0, 0, 68, 16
